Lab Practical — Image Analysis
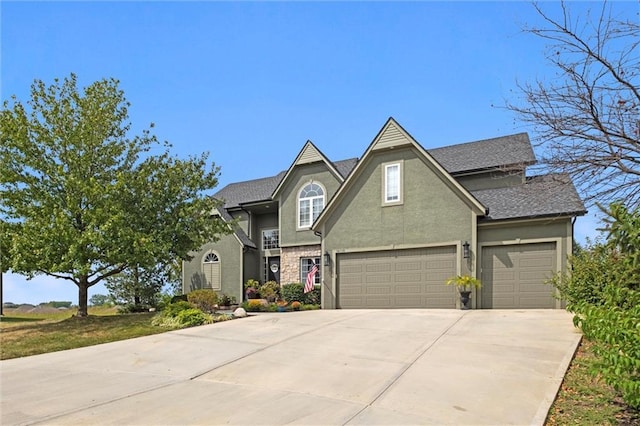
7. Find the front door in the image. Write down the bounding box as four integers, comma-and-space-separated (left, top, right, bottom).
268, 257, 280, 283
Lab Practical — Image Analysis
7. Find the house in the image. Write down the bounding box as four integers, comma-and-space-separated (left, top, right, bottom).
182, 118, 586, 309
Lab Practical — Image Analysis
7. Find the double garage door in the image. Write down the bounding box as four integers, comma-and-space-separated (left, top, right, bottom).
337, 246, 457, 309
481, 242, 558, 309
336, 242, 559, 309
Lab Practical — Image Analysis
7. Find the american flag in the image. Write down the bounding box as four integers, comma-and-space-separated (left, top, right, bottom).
304, 263, 318, 294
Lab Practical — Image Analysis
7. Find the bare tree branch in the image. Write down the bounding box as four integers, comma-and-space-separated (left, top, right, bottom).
508, 1, 640, 207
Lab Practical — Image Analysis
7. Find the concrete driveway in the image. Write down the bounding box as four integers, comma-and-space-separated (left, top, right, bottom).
1, 309, 580, 425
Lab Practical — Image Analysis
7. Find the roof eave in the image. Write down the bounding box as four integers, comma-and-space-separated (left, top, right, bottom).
479, 210, 588, 223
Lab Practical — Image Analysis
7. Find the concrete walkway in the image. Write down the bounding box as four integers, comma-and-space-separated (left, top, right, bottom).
1, 309, 581, 425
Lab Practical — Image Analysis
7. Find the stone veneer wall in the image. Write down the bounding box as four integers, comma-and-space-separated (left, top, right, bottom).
280, 245, 321, 285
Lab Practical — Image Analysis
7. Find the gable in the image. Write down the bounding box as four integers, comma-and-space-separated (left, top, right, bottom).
320, 146, 477, 248
371, 120, 413, 151
314, 117, 486, 230
271, 140, 345, 199
277, 161, 343, 246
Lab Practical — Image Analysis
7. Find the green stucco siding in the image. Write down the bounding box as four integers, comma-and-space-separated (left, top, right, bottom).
182, 233, 243, 302
456, 171, 524, 191
321, 148, 475, 308
253, 212, 278, 249
478, 218, 572, 273
324, 148, 473, 250
230, 210, 250, 235
278, 163, 342, 247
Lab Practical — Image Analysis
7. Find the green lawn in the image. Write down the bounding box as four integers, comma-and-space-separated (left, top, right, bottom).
0, 307, 178, 360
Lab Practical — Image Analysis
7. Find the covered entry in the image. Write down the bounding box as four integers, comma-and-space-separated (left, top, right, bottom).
481, 242, 558, 308
337, 246, 457, 308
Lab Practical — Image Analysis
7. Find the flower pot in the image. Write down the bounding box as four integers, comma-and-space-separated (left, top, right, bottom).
459, 290, 472, 310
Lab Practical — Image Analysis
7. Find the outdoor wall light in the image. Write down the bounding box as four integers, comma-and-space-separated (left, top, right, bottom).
324, 251, 331, 267
463, 241, 470, 259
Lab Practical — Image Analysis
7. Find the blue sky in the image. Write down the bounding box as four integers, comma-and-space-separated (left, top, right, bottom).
2, 1, 634, 305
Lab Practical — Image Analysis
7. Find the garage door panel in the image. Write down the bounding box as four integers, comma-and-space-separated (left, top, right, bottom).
367, 297, 393, 308
338, 246, 457, 309
482, 243, 557, 309
366, 275, 392, 284
368, 286, 391, 295
366, 263, 392, 273
520, 257, 554, 268
395, 273, 422, 283
341, 264, 364, 274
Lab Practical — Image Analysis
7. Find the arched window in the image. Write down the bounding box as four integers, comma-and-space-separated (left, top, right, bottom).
298, 182, 325, 228
202, 251, 221, 290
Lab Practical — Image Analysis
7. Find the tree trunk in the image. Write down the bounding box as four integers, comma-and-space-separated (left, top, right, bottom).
77, 276, 89, 317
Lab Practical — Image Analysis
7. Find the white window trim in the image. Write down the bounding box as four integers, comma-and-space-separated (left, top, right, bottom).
297, 182, 326, 229
201, 250, 221, 290
300, 257, 321, 284
262, 228, 280, 250
382, 160, 403, 206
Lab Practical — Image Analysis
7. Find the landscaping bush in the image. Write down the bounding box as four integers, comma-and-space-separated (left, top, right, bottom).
556, 203, 640, 408
245, 287, 259, 299
243, 299, 267, 312
187, 289, 218, 313
259, 281, 280, 302
281, 283, 320, 305
152, 301, 213, 328
291, 301, 301, 311
176, 308, 212, 327
218, 293, 237, 306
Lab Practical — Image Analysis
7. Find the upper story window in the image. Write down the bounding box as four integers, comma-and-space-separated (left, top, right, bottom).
298, 182, 325, 228
262, 229, 280, 250
383, 161, 403, 205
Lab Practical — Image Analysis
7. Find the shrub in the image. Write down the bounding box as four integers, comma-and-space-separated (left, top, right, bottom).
282, 283, 304, 303
244, 279, 260, 290
291, 301, 301, 311
170, 294, 188, 303
551, 242, 616, 307
561, 203, 640, 408
244, 299, 267, 312
163, 300, 194, 316
259, 281, 280, 302
218, 293, 234, 306
152, 301, 212, 328
176, 308, 212, 327
281, 283, 320, 305
245, 287, 260, 299
187, 289, 218, 313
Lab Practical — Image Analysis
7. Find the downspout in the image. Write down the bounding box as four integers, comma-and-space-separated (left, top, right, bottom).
571, 216, 577, 257
313, 230, 325, 309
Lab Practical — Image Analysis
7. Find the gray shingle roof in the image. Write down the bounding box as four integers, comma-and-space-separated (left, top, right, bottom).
429, 133, 536, 174
212, 133, 583, 222
333, 158, 358, 179
214, 171, 286, 209
217, 207, 256, 248
215, 158, 358, 209
472, 174, 587, 221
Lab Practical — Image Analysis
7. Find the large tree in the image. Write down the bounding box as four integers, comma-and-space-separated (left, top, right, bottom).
0, 74, 228, 316
508, 1, 639, 207
105, 262, 179, 309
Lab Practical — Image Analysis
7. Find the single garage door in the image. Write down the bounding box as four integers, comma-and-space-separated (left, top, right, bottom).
337, 246, 457, 309
481, 242, 557, 309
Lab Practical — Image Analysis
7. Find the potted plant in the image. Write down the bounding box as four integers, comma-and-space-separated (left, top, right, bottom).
244, 279, 260, 300
446, 275, 481, 310
276, 299, 288, 312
